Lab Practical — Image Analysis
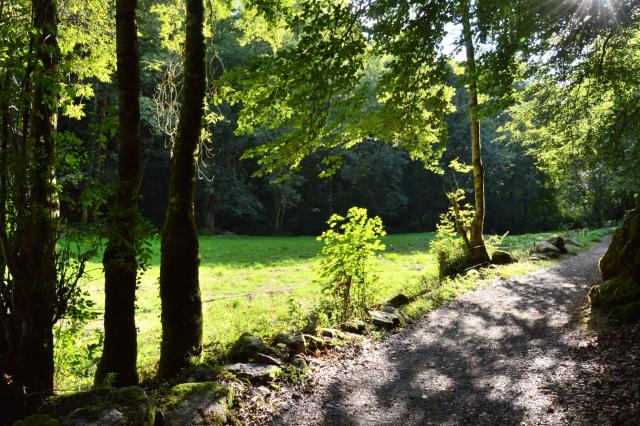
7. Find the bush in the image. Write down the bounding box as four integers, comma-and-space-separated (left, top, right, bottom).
429, 190, 473, 278
317, 207, 386, 323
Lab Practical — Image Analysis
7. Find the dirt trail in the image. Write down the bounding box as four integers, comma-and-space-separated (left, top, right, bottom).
270, 238, 611, 425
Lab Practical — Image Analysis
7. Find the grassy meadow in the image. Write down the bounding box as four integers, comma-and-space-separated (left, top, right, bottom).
54, 228, 612, 391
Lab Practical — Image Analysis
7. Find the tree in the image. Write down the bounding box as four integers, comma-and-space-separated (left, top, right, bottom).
158, 0, 206, 377
235, 0, 557, 265
503, 16, 640, 226
95, 0, 143, 387
8, 0, 61, 407
459, 0, 489, 264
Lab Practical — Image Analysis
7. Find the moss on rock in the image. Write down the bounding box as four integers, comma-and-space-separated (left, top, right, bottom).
37, 386, 153, 426
165, 382, 233, 411
593, 207, 640, 322
600, 207, 640, 282
13, 414, 60, 426
590, 276, 640, 309
161, 382, 233, 426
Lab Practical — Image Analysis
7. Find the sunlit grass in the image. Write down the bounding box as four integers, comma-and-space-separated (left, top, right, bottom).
56, 228, 612, 391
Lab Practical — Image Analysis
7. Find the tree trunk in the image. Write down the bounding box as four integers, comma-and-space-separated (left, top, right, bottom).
95, 0, 141, 387
8, 0, 60, 411
158, 0, 205, 378
205, 193, 215, 231
461, 0, 490, 266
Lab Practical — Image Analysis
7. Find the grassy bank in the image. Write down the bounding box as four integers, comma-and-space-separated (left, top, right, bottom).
54, 228, 612, 391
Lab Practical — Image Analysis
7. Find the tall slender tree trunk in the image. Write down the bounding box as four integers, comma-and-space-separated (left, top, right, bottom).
95, 0, 142, 387
0, 72, 9, 356
158, 0, 205, 378
461, 0, 490, 265
6, 0, 61, 412
205, 193, 216, 231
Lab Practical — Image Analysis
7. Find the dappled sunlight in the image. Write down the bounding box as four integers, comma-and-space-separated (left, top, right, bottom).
273, 240, 610, 424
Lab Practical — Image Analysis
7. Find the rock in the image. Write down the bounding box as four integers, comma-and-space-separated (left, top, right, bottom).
382, 304, 397, 313
386, 293, 410, 308
600, 207, 640, 282
318, 328, 345, 339
64, 405, 124, 426
229, 332, 278, 362
564, 237, 582, 247
340, 319, 366, 334
547, 236, 568, 253
273, 332, 306, 354
251, 352, 282, 366
40, 386, 153, 426
13, 415, 60, 426
465, 269, 480, 277
491, 250, 514, 265
291, 356, 310, 374
530, 253, 551, 261
162, 382, 233, 426
183, 366, 220, 383
224, 363, 282, 382
302, 334, 326, 351
368, 310, 400, 329
590, 276, 640, 310
591, 207, 640, 321
531, 241, 561, 257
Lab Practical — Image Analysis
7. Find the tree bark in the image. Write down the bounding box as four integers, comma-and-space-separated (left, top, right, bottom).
8, 0, 60, 411
461, 0, 490, 265
95, 0, 141, 387
158, 0, 205, 378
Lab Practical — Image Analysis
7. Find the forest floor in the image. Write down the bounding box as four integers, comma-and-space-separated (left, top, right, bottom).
263, 236, 640, 425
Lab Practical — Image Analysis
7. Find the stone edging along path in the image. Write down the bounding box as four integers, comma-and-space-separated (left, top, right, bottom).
264, 237, 612, 425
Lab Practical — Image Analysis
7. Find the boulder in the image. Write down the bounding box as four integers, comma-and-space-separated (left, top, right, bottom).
63, 405, 124, 426
273, 332, 306, 354
368, 310, 400, 329
531, 241, 561, 257
382, 304, 397, 313
530, 253, 551, 261
224, 363, 282, 383
251, 352, 282, 367
184, 366, 219, 383
291, 356, 310, 375
546, 236, 568, 253
229, 332, 278, 362
39, 386, 153, 426
600, 207, 640, 282
564, 237, 582, 247
591, 207, 640, 321
340, 319, 366, 334
161, 382, 233, 426
318, 328, 345, 340
491, 250, 514, 265
302, 334, 326, 351
386, 293, 410, 308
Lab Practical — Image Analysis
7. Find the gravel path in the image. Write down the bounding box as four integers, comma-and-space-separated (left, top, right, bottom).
271, 238, 611, 425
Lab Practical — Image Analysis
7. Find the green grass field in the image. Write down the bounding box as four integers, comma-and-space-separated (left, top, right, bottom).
54, 228, 612, 391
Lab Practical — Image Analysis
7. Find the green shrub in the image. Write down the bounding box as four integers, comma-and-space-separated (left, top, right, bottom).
317, 207, 386, 322
429, 190, 473, 278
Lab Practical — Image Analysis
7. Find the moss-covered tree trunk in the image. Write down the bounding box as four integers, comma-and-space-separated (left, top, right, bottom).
94, 0, 142, 387
158, 0, 205, 378
461, 0, 490, 266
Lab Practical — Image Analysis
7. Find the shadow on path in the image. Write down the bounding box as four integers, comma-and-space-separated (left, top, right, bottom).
272, 239, 610, 425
